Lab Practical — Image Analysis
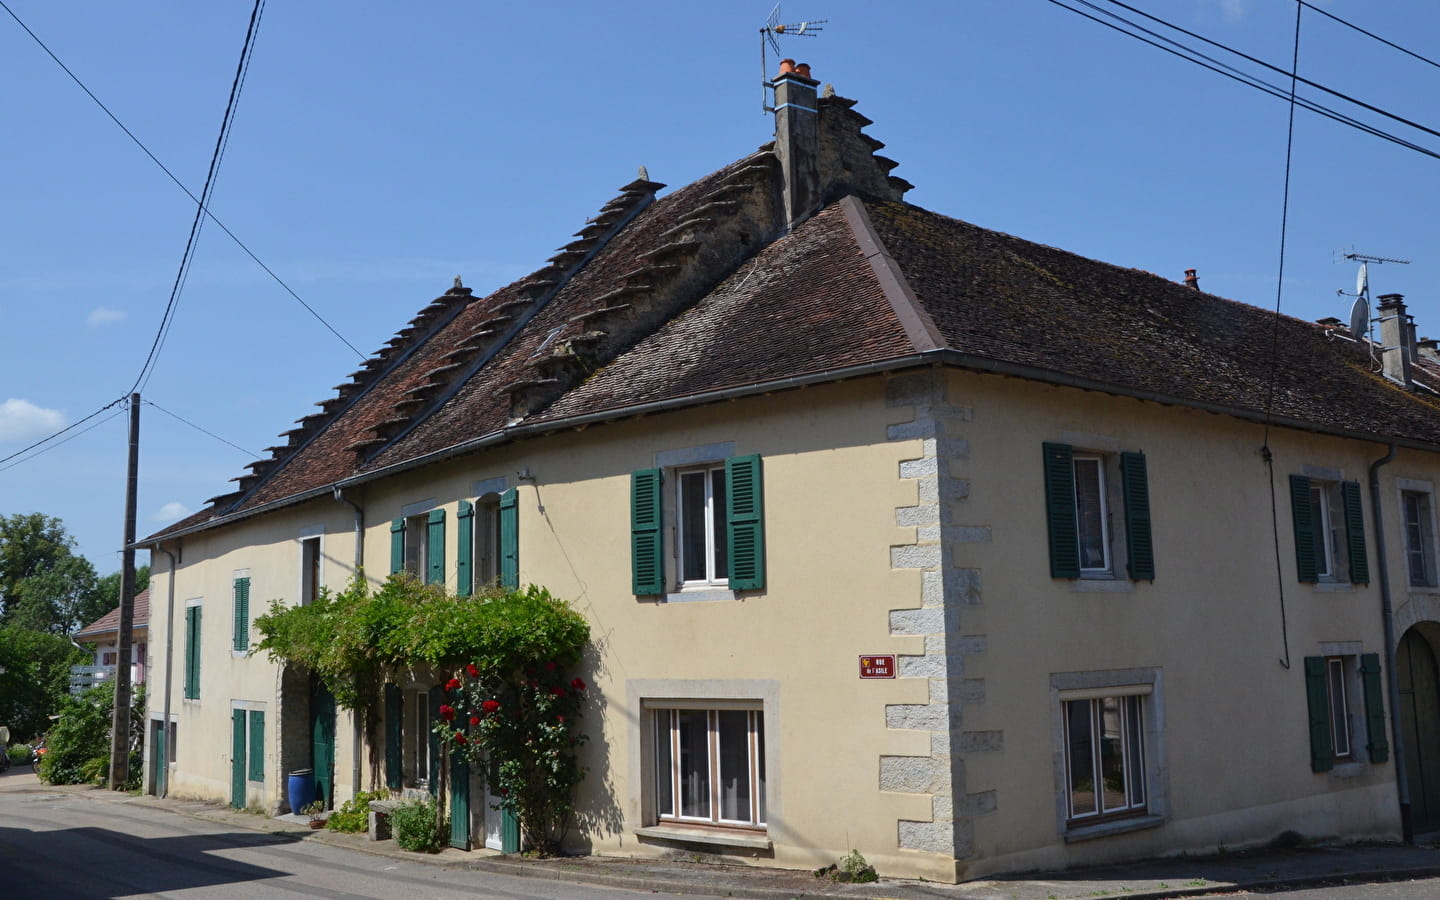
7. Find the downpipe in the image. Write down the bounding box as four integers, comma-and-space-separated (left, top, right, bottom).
1369, 443, 1411, 843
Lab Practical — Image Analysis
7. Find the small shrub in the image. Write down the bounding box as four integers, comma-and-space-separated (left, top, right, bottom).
391, 797, 446, 853
814, 849, 877, 883
7, 744, 29, 765
327, 790, 381, 833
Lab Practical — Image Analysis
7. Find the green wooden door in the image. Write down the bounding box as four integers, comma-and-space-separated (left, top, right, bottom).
1399, 629, 1440, 833
150, 720, 166, 796
311, 681, 337, 810
449, 753, 470, 849
231, 709, 246, 809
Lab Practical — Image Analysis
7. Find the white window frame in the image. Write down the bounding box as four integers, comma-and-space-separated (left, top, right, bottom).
406, 688, 431, 789
1061, 692, 1147, 823
1051, 668, 1167, 841
650, 704, 766, 830
298, 533, 323, 605
1326, 656, 1353, 759
1072, 455, 1111, 574
1309, 483, 1336, 579
474, 494, 503, 588
675, 464, 729, 588
1400, 486, 1438, 588
403, 514, 428, 579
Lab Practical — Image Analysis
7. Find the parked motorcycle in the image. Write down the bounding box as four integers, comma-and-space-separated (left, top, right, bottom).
29, 738, 46, 770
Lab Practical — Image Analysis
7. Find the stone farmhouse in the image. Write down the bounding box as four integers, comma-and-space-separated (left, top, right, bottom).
139, 63, 1440, 881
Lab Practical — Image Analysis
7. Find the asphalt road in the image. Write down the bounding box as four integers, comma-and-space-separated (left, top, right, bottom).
1210, 878, 1440, 898
0, 767, 711, 900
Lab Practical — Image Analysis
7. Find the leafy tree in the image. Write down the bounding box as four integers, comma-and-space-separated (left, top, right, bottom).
38, 681, 144, 788
0, 513, 77, 620
91, 564, 150, 622
0, 624, 88, 740
9, 554, 101, 635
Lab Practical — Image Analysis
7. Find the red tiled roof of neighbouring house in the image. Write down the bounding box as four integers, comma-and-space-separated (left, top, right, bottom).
74, 588, 150, 642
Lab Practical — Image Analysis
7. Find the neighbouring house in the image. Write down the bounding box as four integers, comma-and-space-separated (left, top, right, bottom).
71, 588, 149, 695
138, 63, 1440, 882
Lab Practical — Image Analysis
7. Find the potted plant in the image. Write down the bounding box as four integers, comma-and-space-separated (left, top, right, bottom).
301, 800, 326, 829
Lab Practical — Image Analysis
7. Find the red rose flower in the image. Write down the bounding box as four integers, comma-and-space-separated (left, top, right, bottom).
556, 715, 565, 723
545, 661, 557, 671
455, 732, 467, 745
439, 704, 456, 721
445, 677, 461, 691
499, 787, 508, 796
466, 663, 480, 677
469, 716, 481, 726
482, 699, 501, 712
570, 677, 586, 691
551, 686, 565, 697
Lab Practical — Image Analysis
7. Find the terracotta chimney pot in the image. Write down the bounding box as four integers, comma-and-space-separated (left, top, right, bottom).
1183, 268, 1199, 291
795, 62, 812, 79
778, 58, 796, 75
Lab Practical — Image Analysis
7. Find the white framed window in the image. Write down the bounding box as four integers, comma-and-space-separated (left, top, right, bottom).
300, 535, 322, 605
403, 513, 428, 578
677, 465, 729, 586
1063, 693, 1147, 822
1072, 455, 1110, 573
1308, 483, 1339, 578
1402, 489, 1437, 587
474, 495, 502, 587
652, 705, 765, 829
1290, 473, 1366, 585
1326, 656, 1352, 759
406, 688, 431, 788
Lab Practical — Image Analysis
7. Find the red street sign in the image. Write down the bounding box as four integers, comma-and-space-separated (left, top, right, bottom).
859, 655, 896, 679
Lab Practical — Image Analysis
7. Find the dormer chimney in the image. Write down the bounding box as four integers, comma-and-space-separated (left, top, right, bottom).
1378, 293, 1413, 388
772, 59, 820, 230
1183, 268, 1199, 291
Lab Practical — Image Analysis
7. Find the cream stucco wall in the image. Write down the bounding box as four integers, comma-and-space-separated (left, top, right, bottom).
144, 368, 1436, 883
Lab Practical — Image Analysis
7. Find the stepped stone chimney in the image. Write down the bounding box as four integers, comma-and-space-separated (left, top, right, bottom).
1378, 293, 1413, 388
772, 59, 820, 230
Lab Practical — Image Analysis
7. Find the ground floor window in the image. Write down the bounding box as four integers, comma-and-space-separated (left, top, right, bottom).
1064, 694, 1146, 822
407, 689, 432, 788
653, 707, 765, 828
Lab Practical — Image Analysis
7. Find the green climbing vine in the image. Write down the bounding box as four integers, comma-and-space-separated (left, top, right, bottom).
254, 572, 590, 855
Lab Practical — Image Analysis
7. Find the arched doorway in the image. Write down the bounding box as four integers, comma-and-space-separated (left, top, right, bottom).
1398, 627, 1440, 834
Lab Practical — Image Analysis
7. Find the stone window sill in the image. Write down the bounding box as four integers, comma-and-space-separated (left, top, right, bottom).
1312, 582, 1356, 594
1071, 578, 1135, 593
635, 824, 772, 851
1064, 814, 1164, 843
662, 588, 737, 604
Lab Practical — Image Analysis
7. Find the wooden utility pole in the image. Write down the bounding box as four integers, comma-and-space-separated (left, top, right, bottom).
109, 393, 139, 790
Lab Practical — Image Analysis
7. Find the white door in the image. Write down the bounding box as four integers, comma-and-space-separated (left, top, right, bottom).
483, 786, 503, 850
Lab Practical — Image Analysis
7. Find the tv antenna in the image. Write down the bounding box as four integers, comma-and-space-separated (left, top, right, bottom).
1334, 249, 1411, 349
760, 4, 827, 113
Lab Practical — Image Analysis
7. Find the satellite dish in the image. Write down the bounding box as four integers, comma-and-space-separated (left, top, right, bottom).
1350, 295, 1370, 340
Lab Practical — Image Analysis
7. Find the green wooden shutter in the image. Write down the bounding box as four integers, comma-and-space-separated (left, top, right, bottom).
390, 518, 405, 575
1304, 656, 1335, 772
1360, 652, 1390, 763
426, 508, 446, 586
248, 710, 265, 782
449, 751, 470, 849
502, 806, 520, 853
1120, 450, 1155, 581
726, 454, 766, 591
1043, 443, 1079, 579
631, 468, 663, 595
1289, 475, 1318, 583
232, 577, 250, 652
1343, 481, 1369, 585
231, 709, 247, 808
384, 683, 402, 790
456, 500, 474, 597
499, 488, 519, 589
184, 606, 200, 700
428, 685, 442, 797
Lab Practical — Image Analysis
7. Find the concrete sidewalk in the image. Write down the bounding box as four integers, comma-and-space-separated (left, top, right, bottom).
41, 779, 1440, 899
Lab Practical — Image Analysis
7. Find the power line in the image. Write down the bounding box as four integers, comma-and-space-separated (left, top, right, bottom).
1298, 0, 1440, 72
0, 0, 365, 362
0, 403, 127, 473
1096, 0, 1440, 143
144, 401, 260, 459
1041, 0, 1440, 163
130, 0, 265, 394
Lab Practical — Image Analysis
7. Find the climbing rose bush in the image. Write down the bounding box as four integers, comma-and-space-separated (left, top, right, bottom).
439, 657, 588, 856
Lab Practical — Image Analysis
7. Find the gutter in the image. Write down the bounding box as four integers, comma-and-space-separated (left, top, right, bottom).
1368, 443, 1411, 843
136, 348, 1440, 548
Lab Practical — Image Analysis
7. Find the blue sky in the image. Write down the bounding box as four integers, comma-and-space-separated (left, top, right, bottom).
4, 0, 1440, 571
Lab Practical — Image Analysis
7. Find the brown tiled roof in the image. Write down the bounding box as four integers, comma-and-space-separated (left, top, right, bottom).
142, 95, 1440, 546
74, 588, 150, 642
